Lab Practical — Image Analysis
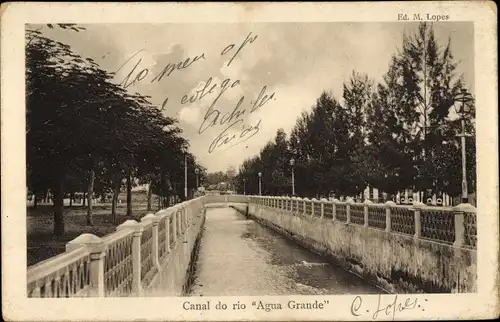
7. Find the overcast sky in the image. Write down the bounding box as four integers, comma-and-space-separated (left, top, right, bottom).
31, 22, 474, 173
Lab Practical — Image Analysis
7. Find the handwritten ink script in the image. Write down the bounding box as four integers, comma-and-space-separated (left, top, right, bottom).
114, 31, 275, 153
114, 49, 206, 89
176, 296, 428, 319
351, 295, 427, 320
197, 81, 274, 153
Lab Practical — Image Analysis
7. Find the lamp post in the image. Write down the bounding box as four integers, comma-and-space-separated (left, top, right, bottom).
258, 172, 262, 196
454, 88, 474, 204
290, 158, 295, 196
184, 153, 188, 199
195, 168, 200, 189
243, 178, 246, 195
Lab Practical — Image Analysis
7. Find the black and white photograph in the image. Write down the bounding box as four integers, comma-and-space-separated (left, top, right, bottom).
2, 2, 498, 321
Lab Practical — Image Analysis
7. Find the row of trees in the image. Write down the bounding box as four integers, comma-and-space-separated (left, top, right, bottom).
235, 23, 476, 200
27, 24, 205, 236
204, 166, 237, 190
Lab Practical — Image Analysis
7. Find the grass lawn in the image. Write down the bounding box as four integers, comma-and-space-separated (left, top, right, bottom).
27, 193, 161, 266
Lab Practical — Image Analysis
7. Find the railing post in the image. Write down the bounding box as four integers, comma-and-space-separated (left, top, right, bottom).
172, 209, 178, 242
311, 198, 316, 217
303, 198, 307, 216
320, 198, 327, 219
412, 202, 425, 240
385, 201, 395, 232
141, 213, 160, 271
363, 199, 373, 227
332, 199, 339, 222
178, 206, 183, 236
117, 220, 143, 296
66, 233, 107, 297
187, 203, 193, 226
346, 198, 353, 224
183, 205, 188, 232
165, 213, 171, 254
453, 203, 473, 247
179, 206, 185, 234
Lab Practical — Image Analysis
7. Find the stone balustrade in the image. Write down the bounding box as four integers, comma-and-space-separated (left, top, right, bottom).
27, 194, 477, 297
237, 194, 477, 293
27, 196, 208, 298
248, 195, 477, 249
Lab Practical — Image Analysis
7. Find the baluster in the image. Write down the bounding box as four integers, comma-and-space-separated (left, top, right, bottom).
44, 279, 52, 298
30, 285, 41, 298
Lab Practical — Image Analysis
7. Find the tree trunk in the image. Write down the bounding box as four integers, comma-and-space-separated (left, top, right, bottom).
126, 174, 132, 217
52, 173, 65, 236
33, 193, 38, 209
69, 192, 73, 207
82, 192, 86, 206
86, 170, 95, 226
147, 181, 153, 211
111, 179, 121, 223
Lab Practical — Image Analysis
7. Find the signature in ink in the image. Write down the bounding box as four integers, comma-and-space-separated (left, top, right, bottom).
208, 118, 261, 154
351, 294, 424, 321
220, 31, 258, 67
198, 84, 275, 135
114, 49, 206, 88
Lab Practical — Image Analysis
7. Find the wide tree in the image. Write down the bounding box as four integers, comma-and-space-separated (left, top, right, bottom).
26, 26, 192, 234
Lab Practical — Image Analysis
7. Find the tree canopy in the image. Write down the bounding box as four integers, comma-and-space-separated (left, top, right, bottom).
26, 25, 203, 235
235, 23, 476, 201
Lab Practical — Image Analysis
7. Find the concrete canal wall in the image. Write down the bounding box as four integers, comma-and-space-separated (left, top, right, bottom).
232, 203, 476, 294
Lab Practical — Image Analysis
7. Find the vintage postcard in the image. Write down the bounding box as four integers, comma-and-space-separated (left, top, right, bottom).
1, 1, 498, 321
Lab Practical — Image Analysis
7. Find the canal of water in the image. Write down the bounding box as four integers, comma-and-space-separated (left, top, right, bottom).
188, 207, 382, 296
